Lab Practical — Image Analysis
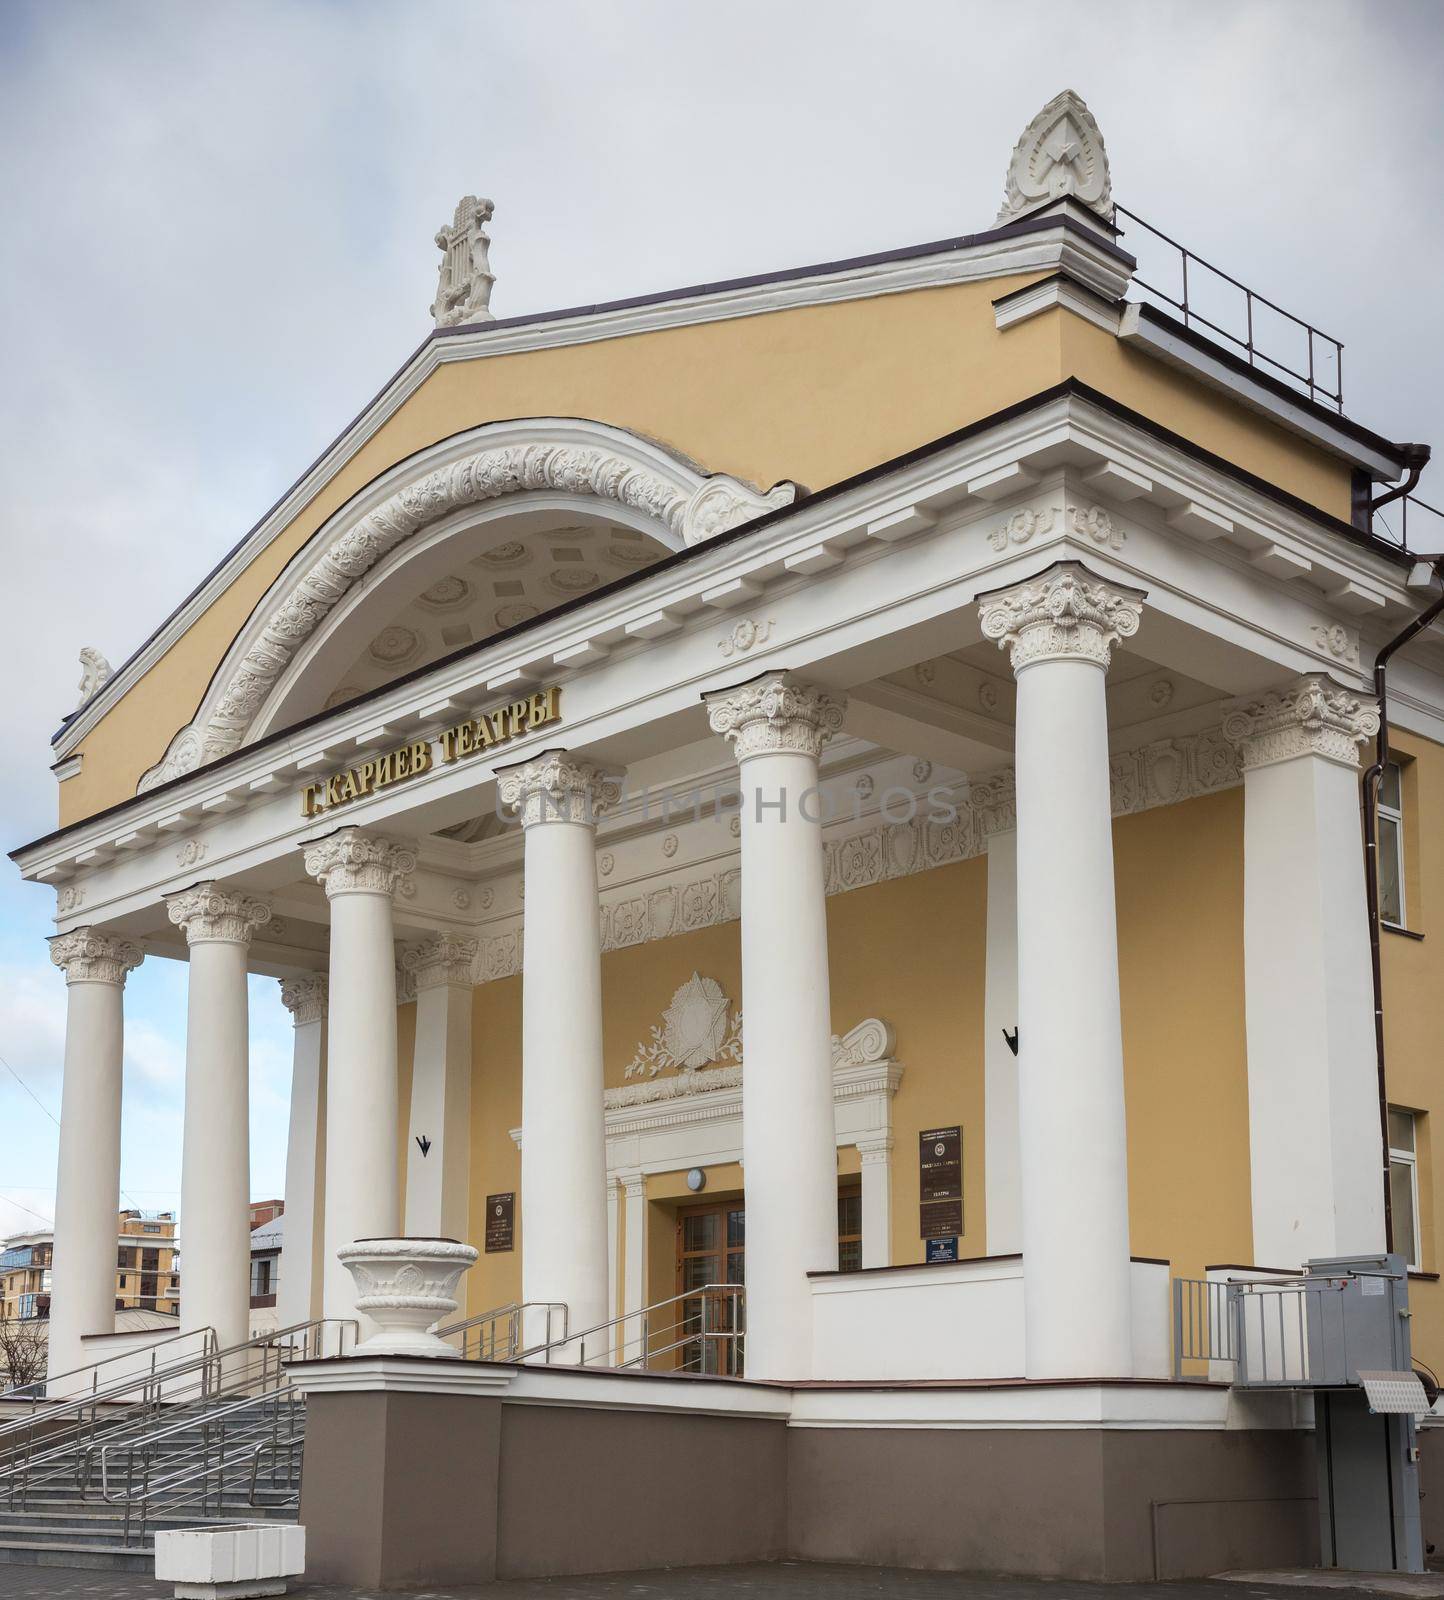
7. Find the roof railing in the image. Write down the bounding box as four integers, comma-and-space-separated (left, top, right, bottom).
1114, 204, 1345, 414
1371, 495, 1444, 559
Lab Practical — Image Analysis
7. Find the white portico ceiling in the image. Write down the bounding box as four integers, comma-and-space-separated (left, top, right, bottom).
319, 520, 667, 712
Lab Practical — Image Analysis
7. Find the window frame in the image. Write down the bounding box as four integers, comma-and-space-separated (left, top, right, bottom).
1378, 759, 1407, 930
1388, 1105, 1423, 1272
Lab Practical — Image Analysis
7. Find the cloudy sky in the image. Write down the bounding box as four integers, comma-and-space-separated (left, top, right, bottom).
2, 0, 1442, 1241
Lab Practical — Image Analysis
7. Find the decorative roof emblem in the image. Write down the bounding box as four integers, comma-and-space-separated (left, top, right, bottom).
996, 90, 1112, 225
625, 972, 743, 1078
432, 195, 496, 328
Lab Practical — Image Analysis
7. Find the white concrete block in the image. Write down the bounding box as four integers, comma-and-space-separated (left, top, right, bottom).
154, 1523, 305, 1599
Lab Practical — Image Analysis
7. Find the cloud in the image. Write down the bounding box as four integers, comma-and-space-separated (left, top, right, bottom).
4, 0, 1442, 1224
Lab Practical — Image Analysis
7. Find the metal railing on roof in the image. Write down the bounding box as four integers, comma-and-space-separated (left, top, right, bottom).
1371, 495, 1444, 559
1113, 204, 1346, 414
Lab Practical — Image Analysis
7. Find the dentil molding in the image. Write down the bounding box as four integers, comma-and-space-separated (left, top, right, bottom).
164, 883, 272, 946
138, 425, 796, 792
497, 752, 622, 828
304, 829, 417, 897
48, 929, 144, 987
979, 561, 1145, 671
1221, 673, 1380, 772
704, 671, 847, 762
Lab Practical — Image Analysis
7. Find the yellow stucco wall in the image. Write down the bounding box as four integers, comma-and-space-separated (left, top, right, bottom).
61, 276, 1355, 825
457, 787, 1261, 1330
1380, 729, 1444, 1376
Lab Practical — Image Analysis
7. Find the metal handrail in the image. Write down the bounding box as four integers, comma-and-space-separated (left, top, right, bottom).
435, 1301, 569, 1363
0, 1317, 353, 1513
0, 1323, 218, 1408
1114, 203, 1345, 413
99, 1387, 305, 1547
0, 1314, 345, 1447
518, 1284, 744, 1375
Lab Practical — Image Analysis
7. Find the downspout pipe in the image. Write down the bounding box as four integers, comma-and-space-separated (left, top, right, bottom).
1363, 556, 1444, 1254
1370, 443, 1432, 519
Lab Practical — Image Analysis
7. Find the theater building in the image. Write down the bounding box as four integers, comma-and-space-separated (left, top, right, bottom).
11, 93, 1444, 1582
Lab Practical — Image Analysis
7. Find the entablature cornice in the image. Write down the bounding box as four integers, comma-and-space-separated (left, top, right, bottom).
19, 390, 1444, 920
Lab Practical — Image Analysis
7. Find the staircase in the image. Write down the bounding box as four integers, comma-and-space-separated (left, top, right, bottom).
0, 1320, 349, 1571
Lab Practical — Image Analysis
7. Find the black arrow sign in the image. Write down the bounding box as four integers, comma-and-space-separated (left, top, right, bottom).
1002, 1027, 1019, 1057
415, 1135, 433, 1157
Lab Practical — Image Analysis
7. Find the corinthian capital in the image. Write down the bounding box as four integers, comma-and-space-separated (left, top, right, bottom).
48, 929, 143, 987
703, 671, 847, 763
279, 974, 328, 1026
496, 751, 622, 828
304, 828, 417, 898
165, 883, 272, 946
1222, 674, 1380, 772
979, 561, 1144, 673
399, 933, 479, 990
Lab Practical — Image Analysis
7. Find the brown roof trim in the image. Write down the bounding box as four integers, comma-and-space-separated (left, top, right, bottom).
432, 213, 1137, 342
14, 377, 1413, 862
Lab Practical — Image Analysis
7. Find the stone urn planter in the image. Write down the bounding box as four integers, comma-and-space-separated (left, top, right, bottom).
336, 1237, 478, 1357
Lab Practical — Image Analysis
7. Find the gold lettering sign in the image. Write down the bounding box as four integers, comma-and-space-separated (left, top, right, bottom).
301, 685, 561, 818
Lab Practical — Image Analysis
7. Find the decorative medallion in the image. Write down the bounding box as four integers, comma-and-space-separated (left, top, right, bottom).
418, 575, 473, 611
624, 972, 743, 1078
547, 567, 599, 594
477, 540, 529, 567
368, 625, 423, 667
718, 616, 774, 658
494, 602, 539, 630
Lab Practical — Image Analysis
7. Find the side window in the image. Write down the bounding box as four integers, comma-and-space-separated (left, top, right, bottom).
1378, 761, 1406, 928
1388, 1106, 1423, 1271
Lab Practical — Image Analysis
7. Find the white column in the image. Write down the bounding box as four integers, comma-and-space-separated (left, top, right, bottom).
1222, 674, 1384, 1268
980, 801, 1022, 1256
303, 829, 415, 1331
277, 976, 327, 1327
497, 753, 620, 1354
980, 561, 1144, 1380
46, 930, 142, 1385
166, 884, 272, 1352
705, 671, 846, 1381
399, 935, 477, 1242
857, 1139, 893, 1269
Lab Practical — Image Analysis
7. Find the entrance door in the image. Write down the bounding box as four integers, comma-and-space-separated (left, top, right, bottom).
675, 1203, 745, 1375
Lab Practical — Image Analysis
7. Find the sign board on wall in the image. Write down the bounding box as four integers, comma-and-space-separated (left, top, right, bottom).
484, 1192, 515, 1253
919, 1125, 962, 1242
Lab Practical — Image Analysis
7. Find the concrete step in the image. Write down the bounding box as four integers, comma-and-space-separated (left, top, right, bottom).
0, 1540, 155, 1572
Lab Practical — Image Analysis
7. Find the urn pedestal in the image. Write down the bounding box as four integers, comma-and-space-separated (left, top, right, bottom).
336, 1237, 478, 1357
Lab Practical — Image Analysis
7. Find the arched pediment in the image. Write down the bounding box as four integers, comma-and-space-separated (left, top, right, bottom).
138, 418, 797, 793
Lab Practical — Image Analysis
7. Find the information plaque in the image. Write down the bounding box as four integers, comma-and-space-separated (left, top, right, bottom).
919, 1125, 962, 1240
484, 1192, 515, 1253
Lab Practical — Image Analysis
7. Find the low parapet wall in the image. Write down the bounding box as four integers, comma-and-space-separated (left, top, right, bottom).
292, 1357, 1317, 1586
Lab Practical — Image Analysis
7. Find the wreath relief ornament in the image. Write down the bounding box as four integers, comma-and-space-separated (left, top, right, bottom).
625, 972, 743, 1079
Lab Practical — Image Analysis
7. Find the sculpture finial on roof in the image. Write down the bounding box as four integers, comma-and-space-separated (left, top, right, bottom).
431, 195, 496, 328
76, 646, 112, 709
996, 90, 1112, 226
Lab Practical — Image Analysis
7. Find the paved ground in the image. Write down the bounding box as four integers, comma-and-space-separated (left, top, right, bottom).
3, 1563, 1440, 1600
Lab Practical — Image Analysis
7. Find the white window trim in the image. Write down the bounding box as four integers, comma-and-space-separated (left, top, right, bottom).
1380, 762, 1407, 930
1389, 1110, 1423, 1273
